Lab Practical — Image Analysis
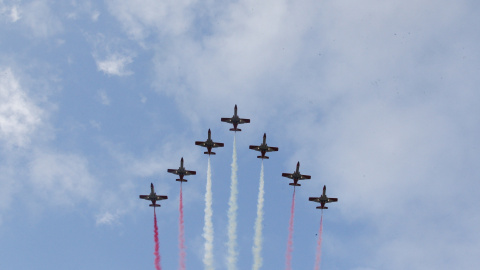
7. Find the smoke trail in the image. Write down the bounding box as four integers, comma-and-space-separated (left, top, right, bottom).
179, 183, 186, 270
285, 188, 296, 270
252, 161, 265, 270
203, 157, 215, 270
314, 212, 323, 270
154, 209, 161, 270
226, 135, 239, 270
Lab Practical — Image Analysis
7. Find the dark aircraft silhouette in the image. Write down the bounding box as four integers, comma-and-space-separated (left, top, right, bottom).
249, 133, 279, 159
167, 157, 196, 182
221, 104, 250, 132
195, 129, 224, 155
309, 185, 338, 209
281, 162, 311, 186
139, 183, 168, 207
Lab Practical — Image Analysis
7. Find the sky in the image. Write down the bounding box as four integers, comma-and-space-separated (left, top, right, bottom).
1, 0, 480, 269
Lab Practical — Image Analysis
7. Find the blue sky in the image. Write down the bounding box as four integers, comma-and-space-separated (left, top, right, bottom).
1, 0, 480, 269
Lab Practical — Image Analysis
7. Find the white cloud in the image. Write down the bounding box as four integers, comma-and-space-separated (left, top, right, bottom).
9, 5, 20, 22
29, 151, 98, 207
91, 10, 99, 21
95, 211, 118, 225
97, 90, 111, 105
139, 93, 147, 103
106, 0, 197, 41
88, 33, 136, 76
0, 68, 43, 148
96, 53, 133, 76
21, 0, 63, 38
0, 2, 20, 22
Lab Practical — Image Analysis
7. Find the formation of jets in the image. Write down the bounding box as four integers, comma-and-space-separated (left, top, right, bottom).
139, 104, 338, 209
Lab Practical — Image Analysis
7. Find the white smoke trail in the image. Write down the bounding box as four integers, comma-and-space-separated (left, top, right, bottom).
252, 161, 265, 270
226, 135, 239, 270
203, 157, 215, 270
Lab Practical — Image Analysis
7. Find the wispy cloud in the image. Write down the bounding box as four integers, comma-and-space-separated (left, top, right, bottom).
95, 211, 119, 226
21, 0, 63, 38
29, 151, 98, 207
97, 90, 111, 105
0, 68, 43, 148
96, 53, 133, 76
1, 2, 21, 22
89, 33, 135, 76
105, 0, 196, 41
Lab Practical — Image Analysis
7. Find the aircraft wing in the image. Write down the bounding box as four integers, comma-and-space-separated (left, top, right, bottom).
249, 145, 261, 151
282, 173, 294, 179
266, 146, 279, 152
167, 169, 178, 174
212, 142, 224, 148
184, 170, 196, 175
195, 141, 207, 146
300, 174, 311, 180
327, 198, 338, 203
139, 195, 149, 200
156, 195, 168, 200
221, 118, 233, 123
308, 197, 321, 202
238, 118, 250, 124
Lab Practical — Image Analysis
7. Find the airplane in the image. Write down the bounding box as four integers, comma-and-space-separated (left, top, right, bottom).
309, 185, 338, 209
195, 129, 224, 155
281, 161, 311, 186
139, 183, 168, 207
167, 157, 196, 182
220, 104, 250, 132
249, 133, 279, 159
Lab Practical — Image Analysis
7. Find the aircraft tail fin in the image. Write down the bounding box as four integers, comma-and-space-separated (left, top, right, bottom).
149, 204, 161, 207
230, 128, 241, 131
258, 156, 269, 159
176, 179, 187, 182
289, 183, 301, 186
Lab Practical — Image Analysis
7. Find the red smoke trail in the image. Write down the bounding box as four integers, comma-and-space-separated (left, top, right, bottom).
154, 209, 161, 270
179, 183, 186, 270
285, 188, 296, 270
314, 212, 323, 270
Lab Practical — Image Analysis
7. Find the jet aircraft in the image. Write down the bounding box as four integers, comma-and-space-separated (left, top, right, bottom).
167, 157, 196, 182
195, 129, 224, 155
139, 183, 168, 207
309, 185, 338, 209
281, 162, 311, 186
220, 104, 250, 132
249, 133, 279, 159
